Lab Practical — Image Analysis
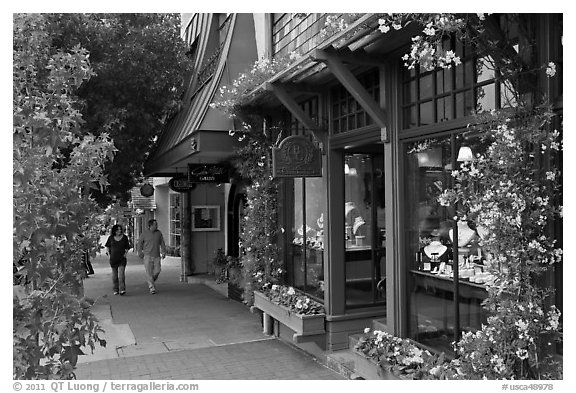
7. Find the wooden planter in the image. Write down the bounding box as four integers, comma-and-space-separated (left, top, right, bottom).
253, 291, 325, 339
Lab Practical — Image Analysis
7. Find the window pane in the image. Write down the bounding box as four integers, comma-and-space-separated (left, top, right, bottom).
443, 68, 453, 92
403, 80, 416, 104
455, 64, 464, 89
477, 57, 495, 83
477, 83, 496, 112
455, 91, 474, 118
436, 71, 444, 95
405, 137, 456, 353
304, 177, 325, 299
500, 81, 517, 108
345, 154, 374, 306
419, 101, 434, 125
437, 96, 453, 122
403, 106, 417, 129
465, 60, 474, 86
419, 73, 434, 100
290, 177, 325, 300
405, 136, 490, 353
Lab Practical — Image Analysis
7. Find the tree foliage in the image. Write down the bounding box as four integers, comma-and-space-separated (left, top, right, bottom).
13, 13, 114, 379
42, 13, 193, 205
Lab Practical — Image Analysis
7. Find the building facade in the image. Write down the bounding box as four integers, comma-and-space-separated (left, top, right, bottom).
143, 13, 562, 356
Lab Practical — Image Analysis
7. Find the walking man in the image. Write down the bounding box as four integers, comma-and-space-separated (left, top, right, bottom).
136, 219, 166, 294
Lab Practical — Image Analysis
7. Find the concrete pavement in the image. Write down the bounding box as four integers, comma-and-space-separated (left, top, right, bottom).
74, 251, 344, 380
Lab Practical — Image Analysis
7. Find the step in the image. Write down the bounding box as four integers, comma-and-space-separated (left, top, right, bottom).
326, 349, 360, 379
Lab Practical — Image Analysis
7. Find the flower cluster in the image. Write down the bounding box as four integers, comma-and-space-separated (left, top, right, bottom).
320, 14, 362, 40
452, 299, 563, 379
211, 54, 298, 116
377, 14, 466, 71
261, 284, 325, 315
355, 329, 453, 379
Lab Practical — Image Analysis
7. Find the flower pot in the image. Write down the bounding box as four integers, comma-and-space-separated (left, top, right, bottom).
253, 291, 325, 337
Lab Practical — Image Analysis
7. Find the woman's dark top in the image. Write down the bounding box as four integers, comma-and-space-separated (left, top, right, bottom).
105, 235, 131, 267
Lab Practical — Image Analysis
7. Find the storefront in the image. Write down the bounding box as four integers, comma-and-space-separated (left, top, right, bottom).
245, 13, 562, 353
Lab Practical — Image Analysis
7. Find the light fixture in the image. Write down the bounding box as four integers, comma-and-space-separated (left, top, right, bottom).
457, 145, 474, 162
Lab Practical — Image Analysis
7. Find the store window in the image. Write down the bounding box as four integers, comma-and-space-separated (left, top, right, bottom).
169, 193, 181, 248
331, 69, 379, 134
404, 135, 488, 353
344, 153, 386, 308
401, 38, 508, 129
288, 177, 325, 301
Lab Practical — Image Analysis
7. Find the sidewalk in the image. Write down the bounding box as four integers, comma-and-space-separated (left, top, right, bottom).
74, 252, 344, 380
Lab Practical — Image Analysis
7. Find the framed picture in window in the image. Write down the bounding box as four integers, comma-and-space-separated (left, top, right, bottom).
191, 205, 220, 231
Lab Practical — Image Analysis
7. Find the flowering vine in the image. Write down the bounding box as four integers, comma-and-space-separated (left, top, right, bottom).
228, 119, 284, 304
210, 53, 298, 116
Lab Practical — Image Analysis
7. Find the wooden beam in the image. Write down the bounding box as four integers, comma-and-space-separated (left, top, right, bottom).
264, 82, 317, 130
311, 49, 388, 142
264, 82, 325, 151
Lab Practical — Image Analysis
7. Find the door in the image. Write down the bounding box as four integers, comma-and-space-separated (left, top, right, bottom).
344, 150, 386, 308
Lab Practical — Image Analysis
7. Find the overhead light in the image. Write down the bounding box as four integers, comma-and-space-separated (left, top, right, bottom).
457, 145, 474, 162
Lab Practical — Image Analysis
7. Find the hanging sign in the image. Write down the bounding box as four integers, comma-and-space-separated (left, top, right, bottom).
169, 176, 197, 192
272, 135, 322, 178
188, 163, 230, 183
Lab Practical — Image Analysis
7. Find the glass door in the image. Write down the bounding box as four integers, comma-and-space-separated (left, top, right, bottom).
344, 152, 386, 308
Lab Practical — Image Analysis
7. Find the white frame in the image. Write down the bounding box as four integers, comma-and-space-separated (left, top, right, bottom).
191, 205, 221, 232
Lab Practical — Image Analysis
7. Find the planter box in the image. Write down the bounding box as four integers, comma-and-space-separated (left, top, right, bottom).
354, 352, 403, 380
253, 291, 325, 338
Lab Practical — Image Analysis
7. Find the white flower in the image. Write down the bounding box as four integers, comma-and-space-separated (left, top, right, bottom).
545, 62, 556, 77
516, 348, 529, 360
378, 23, 390, 33
515, 319, 529, 332
423, 25, 435, 36
546, 171, 556, 181
287, 287, 296, 295
364, 328, 371, 334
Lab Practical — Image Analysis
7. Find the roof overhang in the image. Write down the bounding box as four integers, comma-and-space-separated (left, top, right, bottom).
143, 129, 242, 177
243, 16, 420, 108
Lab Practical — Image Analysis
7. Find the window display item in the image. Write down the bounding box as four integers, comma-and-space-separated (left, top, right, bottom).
353, 216, 366, 235
449, 221, 477, 247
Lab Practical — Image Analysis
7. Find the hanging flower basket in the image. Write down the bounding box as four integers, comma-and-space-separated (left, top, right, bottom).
253, 290, 325, 337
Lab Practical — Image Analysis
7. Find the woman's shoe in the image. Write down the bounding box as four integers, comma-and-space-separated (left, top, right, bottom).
113, 291, 119, 295
120, 291, 126, 296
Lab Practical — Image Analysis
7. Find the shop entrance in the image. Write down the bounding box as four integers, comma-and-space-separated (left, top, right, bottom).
343, 148, 386, 308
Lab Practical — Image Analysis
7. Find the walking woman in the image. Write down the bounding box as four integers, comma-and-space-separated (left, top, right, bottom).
105, 224, 131, 295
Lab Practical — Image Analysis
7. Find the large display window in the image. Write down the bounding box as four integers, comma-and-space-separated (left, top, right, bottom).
288, 177, 325, 301
344, 152, 386, 308
404, 135, 489, 353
